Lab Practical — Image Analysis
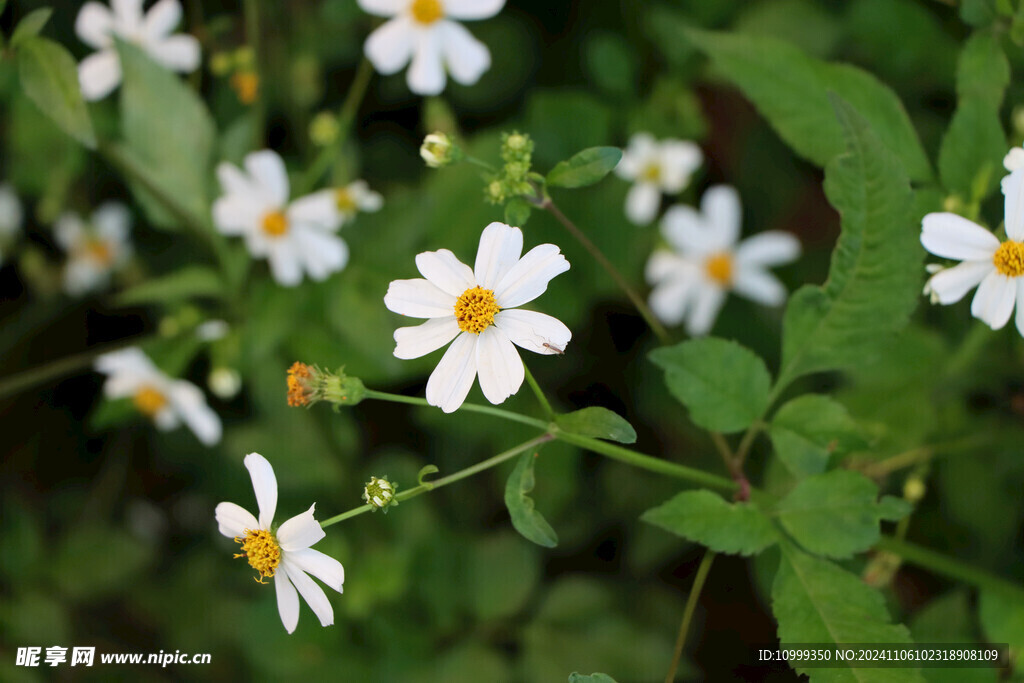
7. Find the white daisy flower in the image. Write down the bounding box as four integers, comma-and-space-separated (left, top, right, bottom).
615, 133, 704, 226
215, 453, 345, 634
921, 168, 1024, 335
54, 202, 132, 296
646, 185, 801, 336
384, 221, 572, 413
1005, 146, 1024, 173
95, 347, 222, 445
212, 150, 350, 287
358, 0, 504, 96
75, 0, 201, 101
304, 180, 383, 229
0, 183, 24, 266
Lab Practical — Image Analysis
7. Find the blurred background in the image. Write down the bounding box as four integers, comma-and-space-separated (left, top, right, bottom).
1, 0, 1023, 680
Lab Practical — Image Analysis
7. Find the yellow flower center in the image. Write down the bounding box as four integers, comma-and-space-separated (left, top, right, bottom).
454, 286, 500, 334
410, 0, 443, 24
287, 361, 313, 407
230, 71, 259, 105
132, 386, 167, 417
261, 211, 289, 237
993, 240, 1024, 277
234, 528, 281, 583
335, 188, 357, 214
81, 239, 114, 266
642, 164, 662, 182
705, 252, 734, 286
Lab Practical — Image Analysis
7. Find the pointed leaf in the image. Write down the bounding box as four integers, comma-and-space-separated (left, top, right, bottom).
505, 451, 558, 548
10, 8, 52, 48
769, 394, 867, 478
115, 266, 225, 307
642, 490, 779, 556
547, 147, 623, 188
555, 407, 636, 444
569, 674, 619, 683
16, 36, 97, 149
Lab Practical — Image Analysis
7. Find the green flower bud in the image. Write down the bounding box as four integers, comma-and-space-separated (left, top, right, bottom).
363, 476, 398, 512
421, 132, 461, 168
309, 112, 340, 147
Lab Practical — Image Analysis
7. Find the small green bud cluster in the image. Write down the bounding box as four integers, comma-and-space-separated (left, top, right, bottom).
363, 476, 399, 512
485, 131, 536, 204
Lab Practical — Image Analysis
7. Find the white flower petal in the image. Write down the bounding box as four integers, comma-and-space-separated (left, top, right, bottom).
286, 548, 345, 592
616, 133, 657, 180
168, 381, 221, 446
267, 241, 304, 287
921, 212, 1000, 261
212, 196, 260, 236
1003, 168, 1024, 241
734, 232, 801, 267
645, 250, 690, 285
147, 34, 201, 73
443, 0, 505, 20
295, 229, 349, 281
351, 181, 383, 212
658, 140, 703, 193
425, 331, 478, 413
274, 572, 300, 634
76, 2, 115, 49
439, 20, 491, 86
407, 28, 446, 95
971, 270, 1016, 330
701, 185, 742, 249
416, 248, 476, 296
1015, 278, 1024, 338
112, 0, 144, 31
143, 0, 182, 40
494, 243, 570, 308
625, 182, 660, 225
357, 0, 405, 17
394, 316, 461, 359
474, 222, 523, 289
661, 204, 714, 255
54, 213, 85, 251
686, 284, 726, 336
64, 260, 108, 296
493, 309, 571, 355
281, 563, 333, 627
925, 260, 992, 304
649, 274, 699, 327
365, 16, 416, 75
385, 278, 458, 318
152, 407, 179, 431
475, 327, 524, 404
215, 502, 258, 538
245, 151, 290, 207
731, 266, 787, 306
244, 452, 277, 530
217, 162, 260, 200
288, 191, 341, 231
277, 504, 325, 552
92, 203, 132, 243
79, 49, 122, 101
1004, 147, 1024, 172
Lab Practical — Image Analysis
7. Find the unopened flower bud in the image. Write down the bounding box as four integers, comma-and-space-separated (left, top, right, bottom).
309, 112, 340, 147
210, 52, 233, 76
363, 475, 398, 512
420, 132, 461, 168
485, 180, 506, 204
208, 367, 242, 399
903, 477, 926, 503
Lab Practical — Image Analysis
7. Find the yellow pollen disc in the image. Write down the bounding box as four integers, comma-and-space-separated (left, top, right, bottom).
993, 240, 1024, 277
411, 0, 443, 25
230, 71, 259, 105
454, 286, 500, 334
705, 252, 734, 286
335, 188, 357, 214
261, 211, 289, 237
642, 164, 662, 182
234, 528, 281, 583
85, 240, 114, 265
133, 386, 167, 417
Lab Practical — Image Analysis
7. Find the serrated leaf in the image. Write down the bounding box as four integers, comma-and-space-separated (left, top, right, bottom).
769, 394, 866, 478
649, 338, 771, 433
684, 27, 931, 181
772, 541, 922, 682
546, 147, 623, 188
10, 7, 52, 47
115, 266, 225, 307
938, 32, 1008, 200
641, 490, 779, 556
505, 451, 558, 548
777, 98, 920, 390
774, 470, 910, 558
505, 197, 532, 226
569, 674, 619, 683
555, 407, 636, 444
117, 40, 215, 230
16, 37, 97, 149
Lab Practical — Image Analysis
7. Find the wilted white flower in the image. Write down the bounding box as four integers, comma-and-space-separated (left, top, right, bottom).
0, 184, 23, 265
95, 347, 222, 445
215, 453, 345, 634
646, 185, 800, 336
384, 222, 571, 413
922, 168, 1024, 336
54, 203, 132, 296
212, 150, 350, 287
76, 0, 201, 100
615, 133, 703, 225
359, 0, 504, 96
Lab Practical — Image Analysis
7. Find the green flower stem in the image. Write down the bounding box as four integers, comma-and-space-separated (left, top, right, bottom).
536, 197, 673, 346
522, 362, 555, 420
362, 389, 549, 429
857, 435, 988, 479
466, 156, 498, 172
319, 435, 552, 528
297, 58, 374, 195
0, 332, 159, 400
242, 0, 264, 142
876, 535, 1024, 603
664, 549, 716, 683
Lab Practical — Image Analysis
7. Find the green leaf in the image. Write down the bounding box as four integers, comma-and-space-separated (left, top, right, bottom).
774, 470, 911, 558
10, 7, 52, 47
641, 490, 779, 556
115, 266, 225, 307
505, 197, 532, 227
569, 674, 619, 683
937, 32, 1008, 200
769, 394, 866, 478
684, 28, 931, 181
555, 407, 637, 444
469, 532, 540, 619
505, 451, 558, 548
772, 541, 922, 682
546, 147, 623, 188
16, 37, 97, 149
649, 338, 771, 433
117, 40, 215, 230
778, 98, 920, 389
961, 0, 997, 26
979, 591, 1024, 675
